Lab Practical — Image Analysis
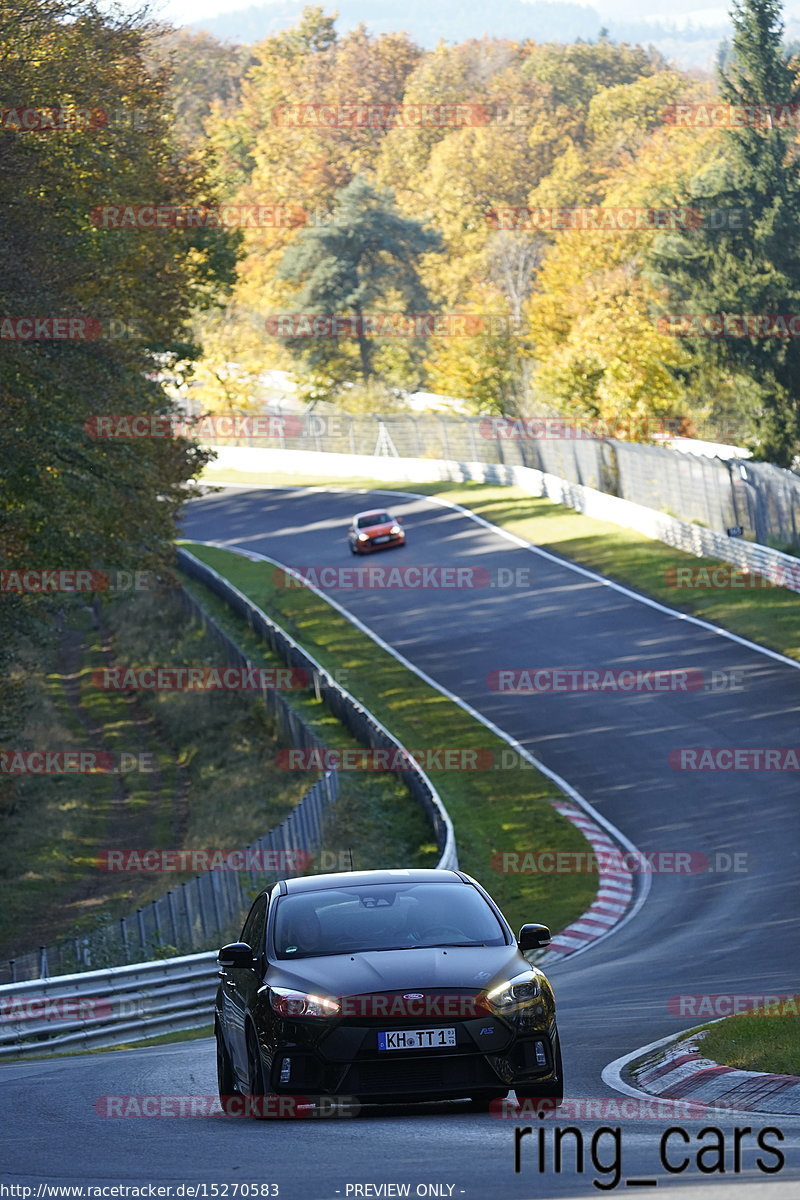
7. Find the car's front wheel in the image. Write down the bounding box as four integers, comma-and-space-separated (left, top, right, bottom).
215, 1022, 239, 1115
245, 1024, 278, 1119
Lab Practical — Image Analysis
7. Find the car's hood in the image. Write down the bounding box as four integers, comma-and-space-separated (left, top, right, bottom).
362, 522, 395, 535
264, 944, 526, 997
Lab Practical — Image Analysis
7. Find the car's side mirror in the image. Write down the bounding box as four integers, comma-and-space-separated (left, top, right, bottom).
218, 941, 256, 969
396, 516, 404, 524
517, 924, 552, 951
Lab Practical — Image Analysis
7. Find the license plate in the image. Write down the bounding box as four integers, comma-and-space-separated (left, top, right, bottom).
377, 1028, 456, 1051
372, 535, 391, 544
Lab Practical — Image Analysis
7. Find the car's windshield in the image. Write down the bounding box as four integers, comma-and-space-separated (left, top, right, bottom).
272, 882, 507, 959
356, 513, 392, 528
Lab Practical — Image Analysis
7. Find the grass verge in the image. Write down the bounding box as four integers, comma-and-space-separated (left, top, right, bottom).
181, 542, 599, 937
698, 1014, 800, 1076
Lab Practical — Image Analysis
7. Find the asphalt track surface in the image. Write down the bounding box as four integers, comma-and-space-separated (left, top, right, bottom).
3, 484, 799, 1198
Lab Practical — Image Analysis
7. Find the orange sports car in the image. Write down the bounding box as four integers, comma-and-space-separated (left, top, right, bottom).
347, 509, 406, 555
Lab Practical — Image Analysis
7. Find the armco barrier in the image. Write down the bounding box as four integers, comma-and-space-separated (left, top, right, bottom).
207, 445, 800, 597
0, 952, 218, 1057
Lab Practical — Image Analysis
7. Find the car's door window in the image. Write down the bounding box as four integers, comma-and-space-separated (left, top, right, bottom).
240, 895, 268, 957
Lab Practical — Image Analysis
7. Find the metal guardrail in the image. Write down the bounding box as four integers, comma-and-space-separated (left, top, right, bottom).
0, 951, 218, 1057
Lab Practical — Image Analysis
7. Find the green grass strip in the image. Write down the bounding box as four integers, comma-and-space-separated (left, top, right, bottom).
698, 1013, 800, 1076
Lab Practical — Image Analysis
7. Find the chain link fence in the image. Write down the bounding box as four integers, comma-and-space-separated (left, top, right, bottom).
214, 411, 800, 548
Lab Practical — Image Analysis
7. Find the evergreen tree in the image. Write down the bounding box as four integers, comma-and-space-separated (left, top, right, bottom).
650, 0, 800, 464
276, 176, 441, 384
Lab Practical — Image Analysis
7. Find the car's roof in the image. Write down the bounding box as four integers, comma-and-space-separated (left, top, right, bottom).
279, 868, 464, 895
353, 509, 393, 521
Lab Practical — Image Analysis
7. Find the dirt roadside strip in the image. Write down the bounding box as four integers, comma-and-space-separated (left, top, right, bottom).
605, 1025, 800, 1116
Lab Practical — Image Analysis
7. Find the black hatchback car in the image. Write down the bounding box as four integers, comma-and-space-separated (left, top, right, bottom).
215, 868, 563, 1115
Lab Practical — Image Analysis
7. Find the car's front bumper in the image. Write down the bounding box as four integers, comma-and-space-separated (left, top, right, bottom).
352, 533, 405, 553
263, 1017, 558, 1102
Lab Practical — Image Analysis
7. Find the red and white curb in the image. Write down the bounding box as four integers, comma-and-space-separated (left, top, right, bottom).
540, 802, 636, 961
605, 1025, 800, 1116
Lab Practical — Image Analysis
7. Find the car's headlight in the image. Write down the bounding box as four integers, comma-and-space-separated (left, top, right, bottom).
265, 987, 341, 1019
485, 971, 542, 1014
357, 533, 369, 542
390, 525, 402, 535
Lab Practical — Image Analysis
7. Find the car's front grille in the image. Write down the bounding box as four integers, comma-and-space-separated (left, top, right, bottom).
341, 1053, 501, 1095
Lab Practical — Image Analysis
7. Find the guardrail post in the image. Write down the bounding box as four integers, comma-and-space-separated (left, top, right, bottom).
137, 908, 146, 952
8, 961, 15, 984
181, 883, 194, 950
119, 920, 129, 963
38, 947, 48, 981
210, 872, 223, 937
167, 891, 178, 947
